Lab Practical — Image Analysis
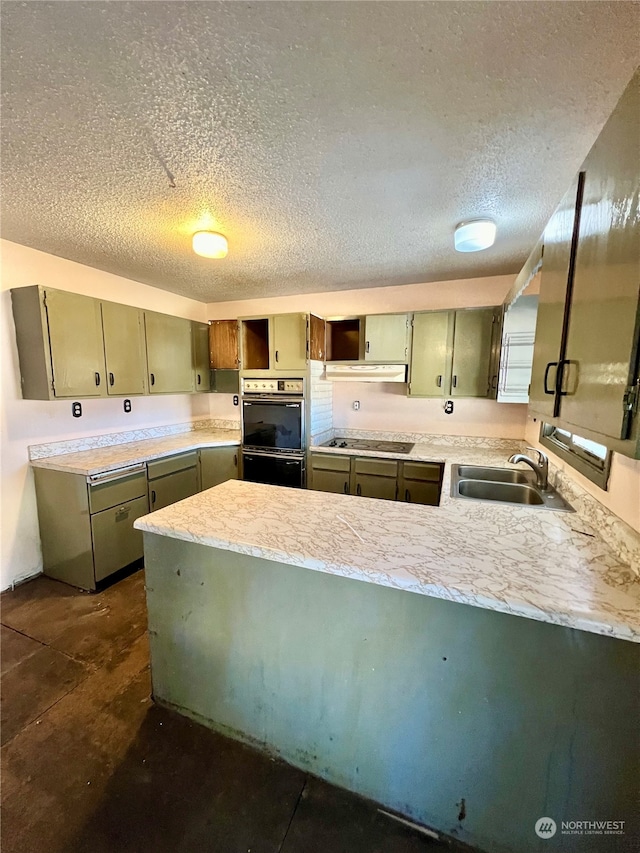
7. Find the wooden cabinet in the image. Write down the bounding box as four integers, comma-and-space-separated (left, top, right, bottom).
11, 286, 108, 399
409, 308, 500, 398
192, 322, 212, 392
363, 314, 409, 362
200, 446, 239, 490
529, 71, 640, 456
144, 312, 194, 394
148, 451, 200, 511
309, 454, 443, 505
209, 320, 239, 369
239, 313, 325, 371
101, 301, 146, 396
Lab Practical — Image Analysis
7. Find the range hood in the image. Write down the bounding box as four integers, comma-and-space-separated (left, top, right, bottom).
325, 364, 407, 383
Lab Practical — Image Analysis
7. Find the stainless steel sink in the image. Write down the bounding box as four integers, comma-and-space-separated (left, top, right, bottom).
456, 465, 533, 485
457, 480, 544, 505
450, 465, 574, 512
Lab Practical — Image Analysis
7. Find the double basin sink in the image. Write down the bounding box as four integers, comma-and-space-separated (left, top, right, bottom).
450, 465, 574, 512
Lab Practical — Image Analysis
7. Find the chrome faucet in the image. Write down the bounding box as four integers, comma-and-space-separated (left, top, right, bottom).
508, 447, 549, 490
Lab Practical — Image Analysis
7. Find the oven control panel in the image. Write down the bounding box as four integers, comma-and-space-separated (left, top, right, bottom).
242, 378, 304, 394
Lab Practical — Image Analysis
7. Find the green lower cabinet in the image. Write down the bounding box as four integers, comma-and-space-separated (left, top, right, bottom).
91, 496, 148, 582
200, 446, 239, 490
399, 461, 443, 506
401, 479, 440, 506
313, 469, 350, 494
149, 467, 199, 511
354, 473, 397, 500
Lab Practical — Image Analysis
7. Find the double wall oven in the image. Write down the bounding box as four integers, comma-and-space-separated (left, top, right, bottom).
241, 378, 306, 488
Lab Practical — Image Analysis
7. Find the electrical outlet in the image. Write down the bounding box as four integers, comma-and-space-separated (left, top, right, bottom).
72, 402, 82, 418
353, 400, 360, 411
123, 399, 132, 413
233, 394, 239, 406
444, 400, 454, 415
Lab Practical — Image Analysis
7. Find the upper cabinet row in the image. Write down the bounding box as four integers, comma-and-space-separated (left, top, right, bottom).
11, 286, 210, 400
528, 70, 639, 457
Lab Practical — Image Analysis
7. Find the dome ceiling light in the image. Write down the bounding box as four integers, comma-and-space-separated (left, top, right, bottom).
454, 219, 496, 253
192, 231, 228, 259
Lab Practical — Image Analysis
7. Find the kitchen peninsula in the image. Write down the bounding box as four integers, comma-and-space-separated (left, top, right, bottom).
136, 470, 640, 853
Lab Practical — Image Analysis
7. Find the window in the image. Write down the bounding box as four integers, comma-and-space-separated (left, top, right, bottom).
540, 424, 612, 489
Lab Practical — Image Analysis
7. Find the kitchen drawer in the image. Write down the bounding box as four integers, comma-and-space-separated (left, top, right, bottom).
88, 468, 147, 514
354, 458, 398, 478
402, 462, 442, 482
91, 495, 148, 583
147, 450, 198, 480
310, 453, 351, 472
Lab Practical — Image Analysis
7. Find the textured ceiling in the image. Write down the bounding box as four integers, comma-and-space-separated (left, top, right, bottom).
1, 2, 638, 303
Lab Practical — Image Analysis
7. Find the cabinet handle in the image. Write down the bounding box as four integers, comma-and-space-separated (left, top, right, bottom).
436, 374, 442, 387
557, 359, 572, 396
275, 350, 279, 362
365, 341, 370, 353
109, 372, 114, 386
344, 481, 348, 494
405, 488, 410, 502
197, 373, 201, 385
543, 362, 558, 395
491, 374, 497, 390
452, 375, 457, 388
356, 483, 361, 496
150, 373, 155, 386
95, 372, 101, 386
151, 489, 156, 504
233, 454, 237, 467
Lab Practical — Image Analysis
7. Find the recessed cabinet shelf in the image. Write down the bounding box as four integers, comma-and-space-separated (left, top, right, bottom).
241, 319, 270, 370
326, 319, 361, 361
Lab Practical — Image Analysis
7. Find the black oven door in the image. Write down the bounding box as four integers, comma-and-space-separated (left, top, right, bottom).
242, 399, 303, 452
242, 452, 305, 489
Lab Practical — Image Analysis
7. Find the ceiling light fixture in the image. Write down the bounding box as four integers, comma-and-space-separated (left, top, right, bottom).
454, 219, 496, 253
192, 231, 228, 259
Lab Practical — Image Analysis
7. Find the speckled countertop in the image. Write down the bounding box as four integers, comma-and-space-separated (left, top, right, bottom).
29, 429, 241, 476
135, 442, 640, 643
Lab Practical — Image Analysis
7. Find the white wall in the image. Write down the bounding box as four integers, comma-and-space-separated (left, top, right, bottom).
1, 240, 209, 590
207, 273, 528, 439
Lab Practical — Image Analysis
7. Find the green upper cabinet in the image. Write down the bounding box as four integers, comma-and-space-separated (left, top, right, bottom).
192, 322, 212, 392
11, 285, 107, 399
451, 307, 497, 398
528, 71, 640, 456
272, 313, 308, 371
144, 312, 194, 394
529, 176, 582, 420
408, 311, 452, 397
101, 301, 146, 396
363, 314, 409, 362
409, 308, 498, 398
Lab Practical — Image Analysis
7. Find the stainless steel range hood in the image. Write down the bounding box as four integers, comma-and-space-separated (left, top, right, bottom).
325, 364, 407, 383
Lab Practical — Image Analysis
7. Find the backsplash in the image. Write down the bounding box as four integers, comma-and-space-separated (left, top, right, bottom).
28, 418, 239, 460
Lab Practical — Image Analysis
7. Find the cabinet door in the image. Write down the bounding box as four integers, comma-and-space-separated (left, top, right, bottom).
312, 469, 350, 495
44, 289, 107, 398
272, 314, 307, 370
200, 446, 239, 490
145, 312, 194, 394
192, 322, 211, 392
364, 314, 409, 362
450, 308, 495, 398
101, 302, 146, 396
409, 311, 452, 397
149, 467, 200, 511
209, 320, 239, 369
354, 474, 397, 501
402, 480, 440, 506
91, 496, 148, 583
529, 176, 582, 419
560, 76, 640, 440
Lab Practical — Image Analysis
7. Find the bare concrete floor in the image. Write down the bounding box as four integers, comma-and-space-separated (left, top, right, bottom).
1, 571, 475, 853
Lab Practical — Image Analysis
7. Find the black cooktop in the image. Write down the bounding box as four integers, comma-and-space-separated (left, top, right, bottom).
321, 438, 415, 454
